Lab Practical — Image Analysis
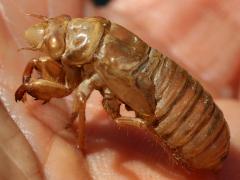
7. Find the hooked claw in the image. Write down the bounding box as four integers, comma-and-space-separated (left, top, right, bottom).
15, 84, 27, 102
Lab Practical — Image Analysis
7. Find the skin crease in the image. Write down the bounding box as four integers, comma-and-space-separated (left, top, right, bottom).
0, 0, 240, 180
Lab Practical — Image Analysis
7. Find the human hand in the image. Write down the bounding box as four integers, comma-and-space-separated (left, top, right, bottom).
0, 0, 239, 179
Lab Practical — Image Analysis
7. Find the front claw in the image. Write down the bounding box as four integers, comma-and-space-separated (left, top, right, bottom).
15, 84, 27, 102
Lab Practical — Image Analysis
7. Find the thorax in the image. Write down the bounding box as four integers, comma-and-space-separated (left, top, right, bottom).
62, 17, 109, 67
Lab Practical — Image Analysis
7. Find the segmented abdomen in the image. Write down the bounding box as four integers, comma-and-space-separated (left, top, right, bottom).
147, 49, 230, 170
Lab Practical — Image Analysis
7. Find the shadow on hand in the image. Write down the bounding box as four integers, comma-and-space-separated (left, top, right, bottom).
85, 112, 240, 180
24, 98, 240, 180
217, 146, 240, 180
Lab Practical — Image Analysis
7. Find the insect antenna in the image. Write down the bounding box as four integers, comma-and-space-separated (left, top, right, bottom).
17, 40, 44, 52
25, 13, 49, 21
17, 47, 39, 52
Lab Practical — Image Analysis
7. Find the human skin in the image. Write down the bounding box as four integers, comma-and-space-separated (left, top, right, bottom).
0, 0, 240, 180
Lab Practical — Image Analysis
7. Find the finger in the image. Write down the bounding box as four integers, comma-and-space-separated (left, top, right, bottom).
48, 0, 84, 17
0, 102, 43, 180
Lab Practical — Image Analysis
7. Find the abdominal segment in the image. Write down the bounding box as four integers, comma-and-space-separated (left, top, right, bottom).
143, 49, 230, 170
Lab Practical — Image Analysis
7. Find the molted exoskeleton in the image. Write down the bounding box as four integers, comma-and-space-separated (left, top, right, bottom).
15, 14, 230, 171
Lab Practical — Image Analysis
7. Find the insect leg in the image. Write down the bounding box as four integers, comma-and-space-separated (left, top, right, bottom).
22, 58, 39, 83
114, 116, 149, 129
15, 79, 72, 102
22, 56, 65, 84
101, 89, 151, 130
19, 57, 41, 102
102, 88, 121, 119
69, 74, 102, 150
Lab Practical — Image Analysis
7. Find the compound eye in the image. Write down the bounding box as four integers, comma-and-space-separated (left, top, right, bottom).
25, 22, 47, 48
